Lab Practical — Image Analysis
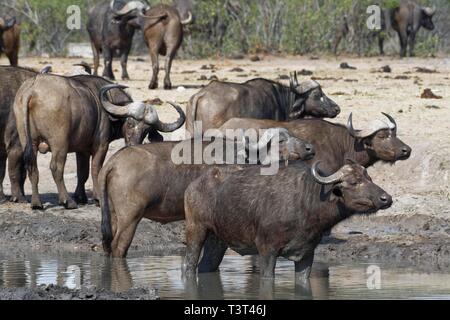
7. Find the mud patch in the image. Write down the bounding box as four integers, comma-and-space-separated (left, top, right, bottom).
0, 284, 158, 300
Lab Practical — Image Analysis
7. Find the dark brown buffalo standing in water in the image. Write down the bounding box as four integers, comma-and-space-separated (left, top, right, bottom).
14, 77, 185, 210
195, 113, 411, 273
88, 0, 192, 89
186, 74, 340, 134
99, 130, 315, 258
0, 16, 20, 66
184, 161, 392, 280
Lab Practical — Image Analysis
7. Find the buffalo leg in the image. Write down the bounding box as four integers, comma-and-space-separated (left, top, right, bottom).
91, 42, 100, 76
294, 250, 314, 284
7, 145, 27, 203
50, 149, 77, 209
8, 53, 18, 67
333, 34, 342, 55
0, 147, 7, 203
184, 223, 208, 278
27, 146, 43, 210
378, 34, 385, 56
120, 48, 131, 80
74, 152, 90, 205
102, 46, 115, 80
91, 145, 108, 203
197, 233, 228, 273
110, 219, 140, 258
408, 32, 416, 57
163, 53, 175, 90
259, 252, 277, 279
398, 31, 408, 58
148, 44, 159, 90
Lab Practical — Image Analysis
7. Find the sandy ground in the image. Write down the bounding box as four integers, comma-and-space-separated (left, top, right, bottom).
0, 54, 449, 267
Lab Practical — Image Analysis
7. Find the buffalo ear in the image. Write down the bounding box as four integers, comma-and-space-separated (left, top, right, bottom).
363, 137, 373, 148
330, 186, 343, 202
290, 99, 305, 118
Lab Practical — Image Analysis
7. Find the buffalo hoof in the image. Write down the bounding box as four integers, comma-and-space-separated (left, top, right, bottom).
122, 75, 130, 80
31, 203, 44, 210
164, 83, 172, 90
148, 82, 158, 90
10, 195, 27, 203
74, 193, 88, 205
0, 195, 8, 204
63, 199, 78, 210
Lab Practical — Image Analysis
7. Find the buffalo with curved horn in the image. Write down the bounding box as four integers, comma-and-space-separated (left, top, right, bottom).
13, 75, 185, 210
183, 160, 392, 279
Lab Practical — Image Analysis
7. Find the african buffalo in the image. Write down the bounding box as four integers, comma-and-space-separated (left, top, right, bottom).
184, 161, 392, 280
172, 0, 194, 23
14, 77, 185, 210
99, 129, 315, 258
0, 66, 39, 203
88, 0, 192, 89
0, 67, 147, 203
390, 1, 436, 57
193, 113, 412, 272
335, 2, 435, 57
186, 74, 340, 134
220, 113, 411, 174
0, 16, 19, 66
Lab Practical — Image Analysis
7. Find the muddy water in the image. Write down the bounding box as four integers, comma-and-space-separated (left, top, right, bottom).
1, 251, 450, 300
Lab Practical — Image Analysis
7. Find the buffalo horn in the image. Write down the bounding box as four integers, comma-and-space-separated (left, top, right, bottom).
181, 11, 193, 25
111, 0, 149, 16
311, 162, 345, 185
423, 7, 436, 16
381, 112, 397, 133
73, 62, 92, 75
296, 80, 320, 95
100, 84, 131, 117
151, 102, 186, 132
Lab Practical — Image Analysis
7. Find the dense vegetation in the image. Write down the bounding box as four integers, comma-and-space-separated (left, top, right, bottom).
1, 0, 449, 57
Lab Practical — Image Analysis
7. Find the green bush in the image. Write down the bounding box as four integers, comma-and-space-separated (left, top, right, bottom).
1, 0, 449, 58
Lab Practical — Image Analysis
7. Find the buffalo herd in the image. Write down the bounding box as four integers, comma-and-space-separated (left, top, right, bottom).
0, 0, 428, 285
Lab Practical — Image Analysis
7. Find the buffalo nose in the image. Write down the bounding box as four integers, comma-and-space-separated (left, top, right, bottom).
402, 146, 411, 156
379, 194, 393, 207
334, 105, 341, 115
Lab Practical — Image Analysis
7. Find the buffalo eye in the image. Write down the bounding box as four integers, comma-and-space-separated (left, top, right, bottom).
377, 132, 387, 139
332, 187, 343, 198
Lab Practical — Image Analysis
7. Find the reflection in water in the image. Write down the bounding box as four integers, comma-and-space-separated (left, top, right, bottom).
1, 251, 450, 300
